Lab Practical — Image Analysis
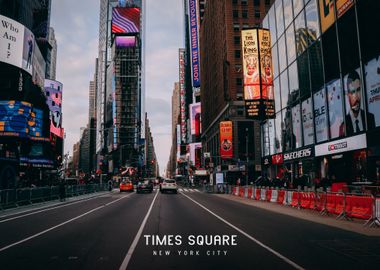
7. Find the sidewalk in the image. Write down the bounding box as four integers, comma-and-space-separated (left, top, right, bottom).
215, 193, 380, 236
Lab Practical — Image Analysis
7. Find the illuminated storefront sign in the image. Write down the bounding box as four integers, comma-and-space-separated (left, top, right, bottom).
179, 49, 187, 143
241, 28, 275, 120
315, 134, 367, 156
220, 121, 233, 159
283, 147, 314, 162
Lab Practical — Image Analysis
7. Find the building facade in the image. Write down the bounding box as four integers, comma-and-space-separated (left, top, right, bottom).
200, 0, 274, 184
261, 0, 380, 185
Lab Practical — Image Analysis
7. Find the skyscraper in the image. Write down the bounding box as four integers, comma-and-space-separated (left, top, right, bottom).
48, 27, 57, 80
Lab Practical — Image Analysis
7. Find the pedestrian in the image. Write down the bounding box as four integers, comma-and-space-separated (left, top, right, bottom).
108, 179, 113, 191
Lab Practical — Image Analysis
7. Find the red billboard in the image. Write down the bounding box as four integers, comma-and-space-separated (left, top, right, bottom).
220, 121, 233, 159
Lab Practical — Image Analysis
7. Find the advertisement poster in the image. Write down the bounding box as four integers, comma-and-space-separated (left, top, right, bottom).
220, 121, 233, 159
112, 7, 140, 33
44, 80, 63, 138
179, 49, 187, 143
327, 79, 344, 139
343, 67, 374, 136
302, 98, 314, 146
318, 0, 335, 33
189, 142, 202, 167
274, 112, 283, 153
314, 88, 328, 143
189, 102, 201, 135
364, 56, 380, 127
336, 0, 354, 18
268, 119, 275, 155
188, 0, 201, 88
242, 29, 260, 101
292, 104, 302, 148
0, 15, 34, 76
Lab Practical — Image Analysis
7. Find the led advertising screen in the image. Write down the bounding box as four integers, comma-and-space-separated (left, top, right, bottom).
314, 88, 328, 143
28, 108, 44, 138
44, 79, 63, 138
112, 7, 140, 34
115, 36, 136, 48
327, 79, 344, 139
0, 101, 31, 138
220, 121, 233, 159
242, 29, 275, 120
319, 0, 335, 33
189, 102, 201, 136
189, 142, 202, 168
365, 55, 380, 128
188, 0, 201, 88
343, 67, 374, 136
302, 98, 314, 146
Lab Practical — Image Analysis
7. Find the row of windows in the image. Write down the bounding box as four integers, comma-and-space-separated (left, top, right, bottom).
233, 0, 271, 6
233, 9, 261, 19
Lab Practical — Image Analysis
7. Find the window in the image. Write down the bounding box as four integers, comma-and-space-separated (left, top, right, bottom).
255, 10, 260, 18
293, 0, 304, 17
236, 78, 243, 86
241, 0, 248, 5
280, 71, 289, 109
305, 0, 320, 44
275, 0, 284, 38
297, 51, 311, 99
233, 24, 240, 32
235, 64, 242, 73
233, 10, 239, 18
274, 77, 281, 112
275, 111, 283, 153
288, 61, 299, 103
235, 50, 241, 58
254, 0, 260, 6
309, 40, 324, 92
242, 10, 248, 18
286, 22, 296, 64
294, 9, 307, 56
278, 35, 287, 73
268, 6, 277, 43
234, 36, 240, 45
265, 0, 271, 6
272, 43, 279, 79
283, 0, 293, 29
322, 27, 340, 83
292, 104, 302, 148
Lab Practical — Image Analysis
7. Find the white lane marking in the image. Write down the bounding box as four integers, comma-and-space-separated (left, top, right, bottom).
0, 193, 133, 252
119, 190, 159, 270
0, 193, 109, 223
181, 193, 305, 270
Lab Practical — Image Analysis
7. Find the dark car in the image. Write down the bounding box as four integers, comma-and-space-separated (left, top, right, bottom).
136, 180, 153, 193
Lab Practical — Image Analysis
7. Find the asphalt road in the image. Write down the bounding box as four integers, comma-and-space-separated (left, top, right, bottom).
0, 187, 379, 270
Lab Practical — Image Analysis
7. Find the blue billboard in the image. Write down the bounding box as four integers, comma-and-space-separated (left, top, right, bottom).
188, 0, 201, 88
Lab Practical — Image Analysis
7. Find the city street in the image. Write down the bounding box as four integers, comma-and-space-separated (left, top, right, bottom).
0, 188, 379, 270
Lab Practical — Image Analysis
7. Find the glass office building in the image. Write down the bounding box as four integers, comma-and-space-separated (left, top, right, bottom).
261, 0, 380, 185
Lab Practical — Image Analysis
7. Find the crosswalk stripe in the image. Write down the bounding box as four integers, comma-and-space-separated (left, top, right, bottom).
184, 188, 189, 192
194, 189, 200, 192
179, 188, 183, 192
189, 189, 194, 192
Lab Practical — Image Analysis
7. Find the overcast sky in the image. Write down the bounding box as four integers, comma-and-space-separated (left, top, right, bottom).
50, 0, 184, 174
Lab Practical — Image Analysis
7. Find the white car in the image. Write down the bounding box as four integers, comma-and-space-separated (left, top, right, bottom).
160, 179, 177, 193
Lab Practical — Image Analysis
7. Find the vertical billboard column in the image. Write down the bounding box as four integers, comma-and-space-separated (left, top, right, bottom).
44, 80, 64, 138
190, 102, 201, 136
220, 121, 233, 159
188, 0, 201, 90
179, 49, 187, 143
242, 28, 275, 120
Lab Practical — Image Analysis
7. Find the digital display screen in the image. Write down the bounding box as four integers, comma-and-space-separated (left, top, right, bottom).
112, 7, 140, 34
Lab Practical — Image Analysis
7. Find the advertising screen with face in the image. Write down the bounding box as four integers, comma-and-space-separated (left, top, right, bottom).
302, 98, 314, 145
364, 56, 380, 128
314, 88, 328, 143
343, 67, 368, 136
327, 79, 344, 139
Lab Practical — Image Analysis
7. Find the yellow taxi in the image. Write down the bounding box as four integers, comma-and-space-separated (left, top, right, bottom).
119, 178, 134, 192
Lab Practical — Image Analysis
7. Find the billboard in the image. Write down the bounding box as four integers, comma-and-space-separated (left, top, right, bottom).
188, 0, 201, 88
189, 102, 201, 135
327, 79, 344, 139
319, 0, 335, 33
314, 88, 328, 143
302, 98, 314, 146
189, 142, 202, 168
336, 0, 354, 18
44, 80, 63, 138
342, 68, 375, 136
179, 49, 187, 143
112, 7, 140, 34
115, 36, 136, 47
220, 121, 233, 159
365, 56, 380, 128
242, 28, 275, 120
0, 15, 33, 75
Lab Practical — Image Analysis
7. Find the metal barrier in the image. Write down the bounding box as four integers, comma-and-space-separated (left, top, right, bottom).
0, 183, 108, 210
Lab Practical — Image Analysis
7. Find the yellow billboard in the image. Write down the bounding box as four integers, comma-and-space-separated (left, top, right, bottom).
319, 0, 335, 33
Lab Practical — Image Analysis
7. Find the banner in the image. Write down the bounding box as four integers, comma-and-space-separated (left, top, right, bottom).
327, 79, 344, 139
314, 88, 328, 143
302, 98, 314, 146
319, 0, 335, 33
220, 121, 233, 159
365, 55, 380, 128
179, 49, 187, 143
188, 0, 201, 88
242, 28, 275, 119
189, 102, 201, 135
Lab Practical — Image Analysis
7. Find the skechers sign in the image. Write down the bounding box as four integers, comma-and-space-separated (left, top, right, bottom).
188, 0, 201, 88
315, 134, 367, 156
283, 148, 313, 162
